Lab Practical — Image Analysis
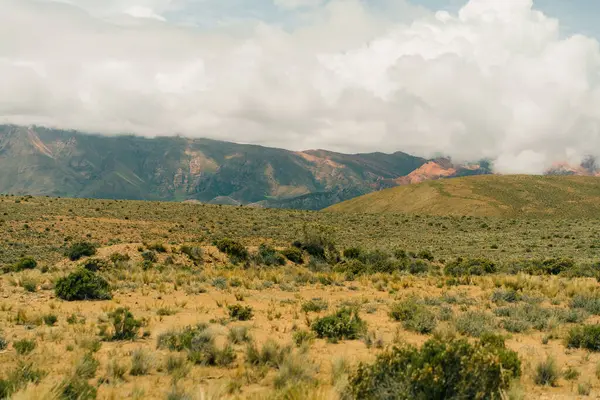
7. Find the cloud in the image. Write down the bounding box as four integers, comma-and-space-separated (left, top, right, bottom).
1, 0, 600, 174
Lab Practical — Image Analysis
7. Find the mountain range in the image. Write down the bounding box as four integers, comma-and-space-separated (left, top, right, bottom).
0, 124, 596, 210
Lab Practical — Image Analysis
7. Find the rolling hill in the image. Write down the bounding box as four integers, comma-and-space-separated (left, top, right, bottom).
326, 175, 600, 218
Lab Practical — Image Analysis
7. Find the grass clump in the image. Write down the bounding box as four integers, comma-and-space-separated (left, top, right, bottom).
347, 335, 520, 399
534, 357, 559, 386
246, 340, 291, 368
65, 242, 96, 261
228, 304, 254, 321
281, 247, 303, 264
292, 330, 316, 347
130, 348, 152, 376
228, 326, 252, 344
43, 313, 58, 326
13, 338, 36, 355
311, 308, 366, 342
55, 269, 111, 301
0, 362, 46, 399
389, 298, 437, 334
11, 257, 37, 272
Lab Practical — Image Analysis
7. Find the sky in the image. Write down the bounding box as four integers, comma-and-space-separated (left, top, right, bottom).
2, 0, 600, 173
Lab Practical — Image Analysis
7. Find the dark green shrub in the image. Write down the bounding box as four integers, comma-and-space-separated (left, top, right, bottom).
301, 298, 328, 313
566, 324, 600, 351
65, 242, 96, 261
57, 376, 97, 400
81, 258, 109, 272
43, 314, 58, 326
141, 251, 157, 262
343, 248, 362, 259
445, 257, 496, 276
389, 299, 436, 334
281, 247, 303, 264
55, 269, 111, 301
294, 225, 339, 264
13, 257, 37, 272
14, 338, 36, 355
311, 308, 366, 342
157, 324, 234, 367
214, 238, 249, 263
0, 336, 7, 351
102, 308, 142, 341
180, 245, 203, 264
416, 250, 434, 261
254, 244, 286, 266
228, 304, 254, 321
347, 336, 520, 400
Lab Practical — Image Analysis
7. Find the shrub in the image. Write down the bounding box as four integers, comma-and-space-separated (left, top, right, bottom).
12, 257, 37, 272
445, 257, 496, 276
534, 357, 559, 386
491, 289, 521, 303
141, 251, 157, 262
57, 377, 97, 400
566, 324, 600, 351
130, 348, 152, 376
311, 308, 367, 342
102, 308, 142, 341
281, 247, 303, 264
254, 244, 286, 266
55, 269, 111, 301
43, 313, 58, 326
389, 299, 437, 334
214, 238, 249, 263
417, 250, 434, 261
347, 336, 520, 400
343, 247, 362, 259
294, 225, 339, 264
109, 252, 130, 264
301, 298, 328, 313
180, 245, 203, 264
157, 324, 234, 367
563, 366, 580, 381
81, 258, 109, 272
570, 294, 600, 315
293, 330, 316, 347
14, 338, 36, 355
65, 242, 96, 261
454, 311, 496, 337
228, 304, 254, 321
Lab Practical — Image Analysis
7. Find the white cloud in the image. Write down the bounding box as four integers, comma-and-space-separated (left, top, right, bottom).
1, 0, 600, 174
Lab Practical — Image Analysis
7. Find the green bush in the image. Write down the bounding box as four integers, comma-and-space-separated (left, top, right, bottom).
65, 242, 97, 261
214, 238, 249, 263
14, 338, 36, 355
43, 314, 58, 326
254, 244, 286, 266
570, 294, 600, 315
389, 299, 436, 334
347, 336, 520, 400
454, 311, 496, 337
566, 324, 600, 351
12, 257, 37, 272
228, 304, 254, 321
301, 298, 328, 313
55, 269, 112, 301
281, 247, 303, 264
180, 245, 203, 264
81, 258, 109, 272
102, 308, 142, 341
416, 250, 434, 261
311, 308, 366, 342
294, 225, 339, 264
343, 248, 362, 259
445, 257, 496, 276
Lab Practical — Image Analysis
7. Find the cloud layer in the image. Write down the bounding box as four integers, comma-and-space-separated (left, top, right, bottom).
2, 0, 600, 173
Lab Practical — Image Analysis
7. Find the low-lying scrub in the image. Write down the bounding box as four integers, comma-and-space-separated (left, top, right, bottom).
55, 269, 112, 301
566, 324, 600, 351
347, 335, 520, 399
311, 308, 366, 342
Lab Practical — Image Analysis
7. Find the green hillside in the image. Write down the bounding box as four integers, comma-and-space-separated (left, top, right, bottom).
0, 125, 426, 209
326, 175, 600, 218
